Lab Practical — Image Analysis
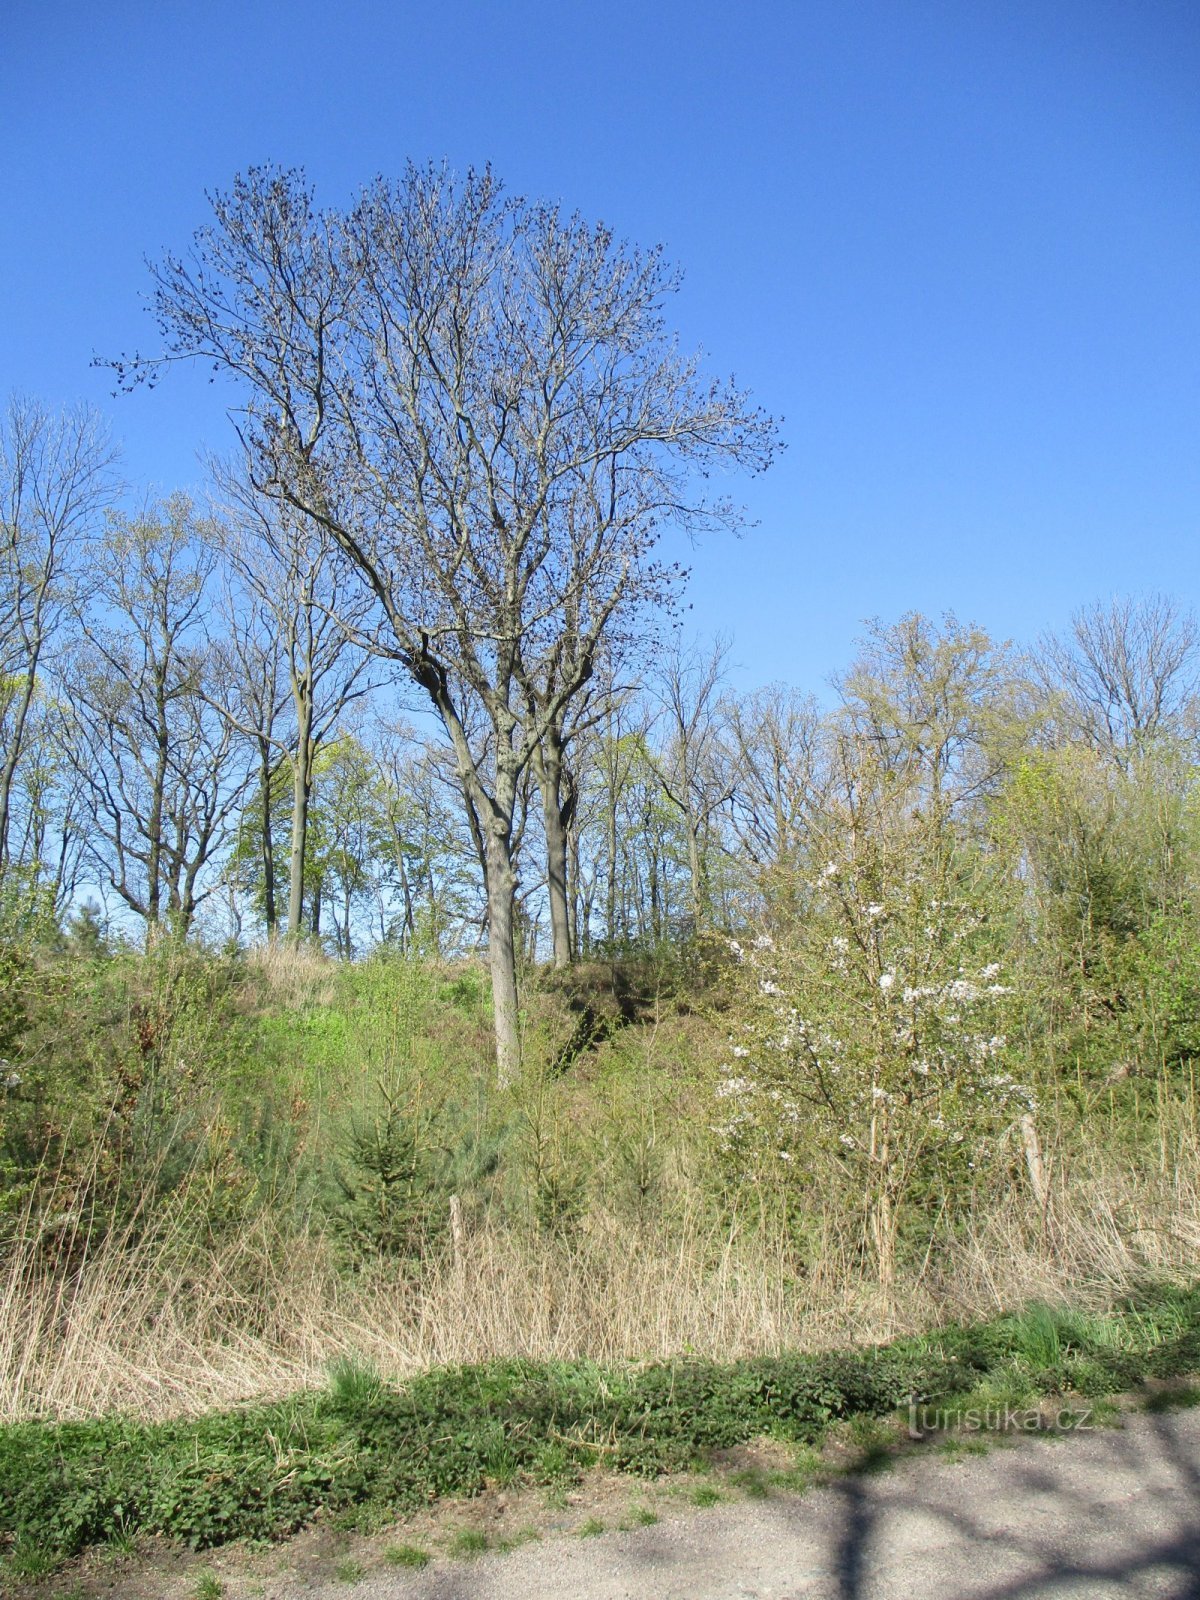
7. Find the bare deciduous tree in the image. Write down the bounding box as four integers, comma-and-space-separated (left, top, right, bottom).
114, 163, 778, 1079
211, 475, 379, 942
1036, 594, 1200, 760
647, 636, 738, 933
215, 581, 290, 936
0, 397, 117, 872
725, 683, 826, 872
65, 497, 252, 939
524, 646, 629, 966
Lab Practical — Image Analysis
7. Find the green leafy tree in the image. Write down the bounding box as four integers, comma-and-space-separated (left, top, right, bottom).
996, 741, 1200, 1079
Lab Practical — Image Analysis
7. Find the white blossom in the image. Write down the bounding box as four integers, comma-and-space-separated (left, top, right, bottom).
716, 1076, 752, 1098
903, 984, 937, 1004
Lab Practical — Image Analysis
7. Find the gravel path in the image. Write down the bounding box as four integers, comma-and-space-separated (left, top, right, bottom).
267, 1404, 1200, 1600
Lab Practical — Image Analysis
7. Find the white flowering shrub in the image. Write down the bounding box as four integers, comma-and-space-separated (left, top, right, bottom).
715, 799, 1033, 1289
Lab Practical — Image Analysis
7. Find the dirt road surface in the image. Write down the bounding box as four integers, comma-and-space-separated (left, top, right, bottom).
270, 1404, 1200, 1600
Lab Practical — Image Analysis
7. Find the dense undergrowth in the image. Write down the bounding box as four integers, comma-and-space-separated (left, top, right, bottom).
3, 934, 1200, 1428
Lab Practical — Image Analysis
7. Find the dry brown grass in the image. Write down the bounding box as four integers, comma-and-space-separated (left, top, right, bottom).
244, 939, 338, 1010
3, 1114, 1199, 1424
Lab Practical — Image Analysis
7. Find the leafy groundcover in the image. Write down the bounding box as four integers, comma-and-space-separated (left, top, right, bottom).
4, 1283, 1200, 1564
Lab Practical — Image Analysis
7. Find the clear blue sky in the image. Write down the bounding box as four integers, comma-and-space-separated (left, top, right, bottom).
4, 0, 1198, 693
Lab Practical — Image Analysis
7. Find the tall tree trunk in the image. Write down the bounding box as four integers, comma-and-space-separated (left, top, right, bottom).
484, 826, 521, 1085
533, 734, 574, 968
686, 815, 705, 931
145, 675, 169, 945
568, 821, 581, 956
872, 1189, 897, 1303
646, 805, 660, 941
50, 819, 72, 910
606, 797, 619, 944
258, 744, 278, 938
397, 851, 415, 953
179, 859, 203, 937
287, 702, 313, 942
414, 653, 522, 1082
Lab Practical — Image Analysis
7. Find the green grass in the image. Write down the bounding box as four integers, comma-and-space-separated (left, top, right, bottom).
102, 1523, 138, 1557
577, 1516, 606, 1536
938, 1438, 991, 1461
384, 1542, 431, 1567
193, 1572, 224, 1600
6, 1540, 60, 1579
847, 1414, 894, 1452
767, 1445, 824, 1495
448, 1528, 489, 1557
334, 1555, 365, 1582
3, 1280, 1200, 1578
1090, 1397, 1124, 1426
688, 1482, 722, 1507
327, 1355, 386, 1412
621, 1504, 660, 1527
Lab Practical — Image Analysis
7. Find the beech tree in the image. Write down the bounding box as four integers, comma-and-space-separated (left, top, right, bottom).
114, 163, 777, 1080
